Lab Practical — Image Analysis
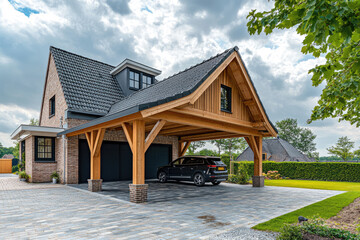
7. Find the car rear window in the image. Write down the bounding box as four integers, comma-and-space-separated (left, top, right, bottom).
208, 159, 224, 165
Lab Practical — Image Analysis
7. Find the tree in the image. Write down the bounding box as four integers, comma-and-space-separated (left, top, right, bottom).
223, 138, 248, 160
30, 118, 39, 126
275, 118, 317, 156
327, 136, 355, 161
12, 142, 19, 159
210, 139, 226, 155
196, 148, 219, 156
247, 1, 360, 126
187, 141, 206, 155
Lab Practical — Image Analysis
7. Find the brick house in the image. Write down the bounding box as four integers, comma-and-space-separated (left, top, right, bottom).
11, 46, 277, 203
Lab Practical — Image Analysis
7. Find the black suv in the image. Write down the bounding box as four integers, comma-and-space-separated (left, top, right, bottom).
157, 156, 228, 186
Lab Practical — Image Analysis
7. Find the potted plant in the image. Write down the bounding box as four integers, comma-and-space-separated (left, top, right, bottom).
50, 171, 59, 184
18, 171, 30, 182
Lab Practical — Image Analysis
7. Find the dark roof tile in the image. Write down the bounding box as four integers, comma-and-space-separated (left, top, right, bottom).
50, 46, 124, 114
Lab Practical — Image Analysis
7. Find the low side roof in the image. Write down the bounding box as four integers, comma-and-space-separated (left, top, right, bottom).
50, 46, 124, 115
11, 125, 64, 141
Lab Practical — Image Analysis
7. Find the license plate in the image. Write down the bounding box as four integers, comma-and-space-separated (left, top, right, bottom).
218, 167, 225, 171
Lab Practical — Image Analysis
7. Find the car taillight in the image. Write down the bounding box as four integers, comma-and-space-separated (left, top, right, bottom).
207, 165, 217, 168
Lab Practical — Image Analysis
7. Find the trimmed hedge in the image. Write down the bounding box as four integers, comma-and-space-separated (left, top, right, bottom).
233, 161, 360, 182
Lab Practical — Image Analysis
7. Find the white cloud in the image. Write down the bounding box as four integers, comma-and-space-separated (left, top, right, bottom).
0, 0, 358, 156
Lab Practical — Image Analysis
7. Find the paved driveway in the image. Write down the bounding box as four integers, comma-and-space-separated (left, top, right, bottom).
0, 175, 343, 239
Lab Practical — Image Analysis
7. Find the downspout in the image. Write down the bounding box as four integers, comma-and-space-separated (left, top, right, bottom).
63, 134, 66, 184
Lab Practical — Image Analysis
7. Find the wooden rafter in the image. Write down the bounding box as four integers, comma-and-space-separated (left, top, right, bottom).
144, 120, 166, 152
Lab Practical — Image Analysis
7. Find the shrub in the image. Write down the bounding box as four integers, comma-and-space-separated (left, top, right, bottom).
18, 171, 30, 181
227, 168, 250, 184
277, 218, 360, 240
12, 165, 18, 173
265, 170, 281, 180
233, 161, 360, 182
50, 171, 59, 180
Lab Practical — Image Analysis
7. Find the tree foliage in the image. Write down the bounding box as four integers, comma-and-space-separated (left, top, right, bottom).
187, 141, 206, 155
247, 0, 360, 126
30, 118, 39, 126
210, 139, 226, 155
275, 118, 317, 156
223, 138, 248, 159
0, 142, 15, 158
327, 136, 355, 161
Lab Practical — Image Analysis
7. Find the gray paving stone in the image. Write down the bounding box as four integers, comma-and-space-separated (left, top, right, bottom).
0, 175, 343, 239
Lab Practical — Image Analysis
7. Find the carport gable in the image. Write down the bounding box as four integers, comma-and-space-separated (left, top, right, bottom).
58, 46, 277, 203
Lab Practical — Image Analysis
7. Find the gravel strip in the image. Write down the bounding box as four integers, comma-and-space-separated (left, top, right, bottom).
210, 227, 278, 240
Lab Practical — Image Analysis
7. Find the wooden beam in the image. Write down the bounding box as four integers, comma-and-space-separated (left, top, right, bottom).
243, 99, 256, 106
149, 111, 262, 136
144, 120, 166, 152
132, 120, 145, 184
66, 112, 142, 137
122, 122, 134, 153
180, 141, 191, 157
245, 136, 263, 176
171, 107, 255, 129
85, 132, 92, 151
180, 132, 247, 142
159, 126, 199, 135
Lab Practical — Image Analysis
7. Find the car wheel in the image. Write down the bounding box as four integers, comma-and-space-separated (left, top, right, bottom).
158, 171, 167, 183
212, 180, 221, 185
194, 173, 205, 186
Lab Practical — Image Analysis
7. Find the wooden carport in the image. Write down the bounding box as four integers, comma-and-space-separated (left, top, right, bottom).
61, 47, 277, 203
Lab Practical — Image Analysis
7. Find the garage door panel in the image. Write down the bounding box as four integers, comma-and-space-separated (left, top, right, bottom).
79, 140, 172, 183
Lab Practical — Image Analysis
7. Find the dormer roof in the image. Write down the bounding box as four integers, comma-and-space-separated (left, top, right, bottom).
110, 58, 161, 76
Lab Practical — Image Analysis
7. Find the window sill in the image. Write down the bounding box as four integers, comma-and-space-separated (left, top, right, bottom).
221, 109, 232, 114
49, 114, 55, 119
35, 161, 56, 163
129, 87, 140, 91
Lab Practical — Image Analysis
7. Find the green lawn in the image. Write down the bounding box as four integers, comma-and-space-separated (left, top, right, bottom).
265, 179, 360, 192
252, 179, 360, 232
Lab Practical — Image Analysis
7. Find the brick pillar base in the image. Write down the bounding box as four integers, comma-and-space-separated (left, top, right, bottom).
252, 176, 265, 187
88, 179, 102, 192
129, 184, 148, 203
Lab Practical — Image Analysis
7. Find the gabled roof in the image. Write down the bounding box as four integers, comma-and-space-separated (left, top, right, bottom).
58, 46, 277, 136
236, 137, 313, 162
50, 46, 124, 115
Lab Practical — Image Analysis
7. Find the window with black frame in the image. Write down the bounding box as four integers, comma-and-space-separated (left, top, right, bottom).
35, 137, 55, 161
142, 74, 152, 88
220, 85, 232, 112
129, 70, 140, 89
49, 95, 55, 117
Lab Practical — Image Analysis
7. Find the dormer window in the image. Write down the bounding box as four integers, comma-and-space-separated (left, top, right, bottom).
142, 74, 152, 88
129, 70, 140, 89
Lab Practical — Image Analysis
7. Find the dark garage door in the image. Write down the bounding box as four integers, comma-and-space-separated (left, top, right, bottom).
79, 140, 172, 183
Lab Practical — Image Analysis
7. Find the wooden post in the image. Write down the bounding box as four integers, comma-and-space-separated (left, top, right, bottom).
85, 129, 105, 191
132, 120, 145, 185
253, 136, 263, 176
245, 136, 264, 187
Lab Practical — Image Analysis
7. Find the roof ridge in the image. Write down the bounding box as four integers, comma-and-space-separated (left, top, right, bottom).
50, 46, 115, 68
109, 46, 237, 109
161, 47, 234, 81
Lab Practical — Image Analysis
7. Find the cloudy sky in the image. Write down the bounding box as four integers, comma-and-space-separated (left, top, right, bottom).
0, 0, 359, 155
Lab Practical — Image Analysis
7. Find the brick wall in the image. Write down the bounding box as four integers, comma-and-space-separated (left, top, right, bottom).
39, 54, 67, 127
25, 137, 33, 180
